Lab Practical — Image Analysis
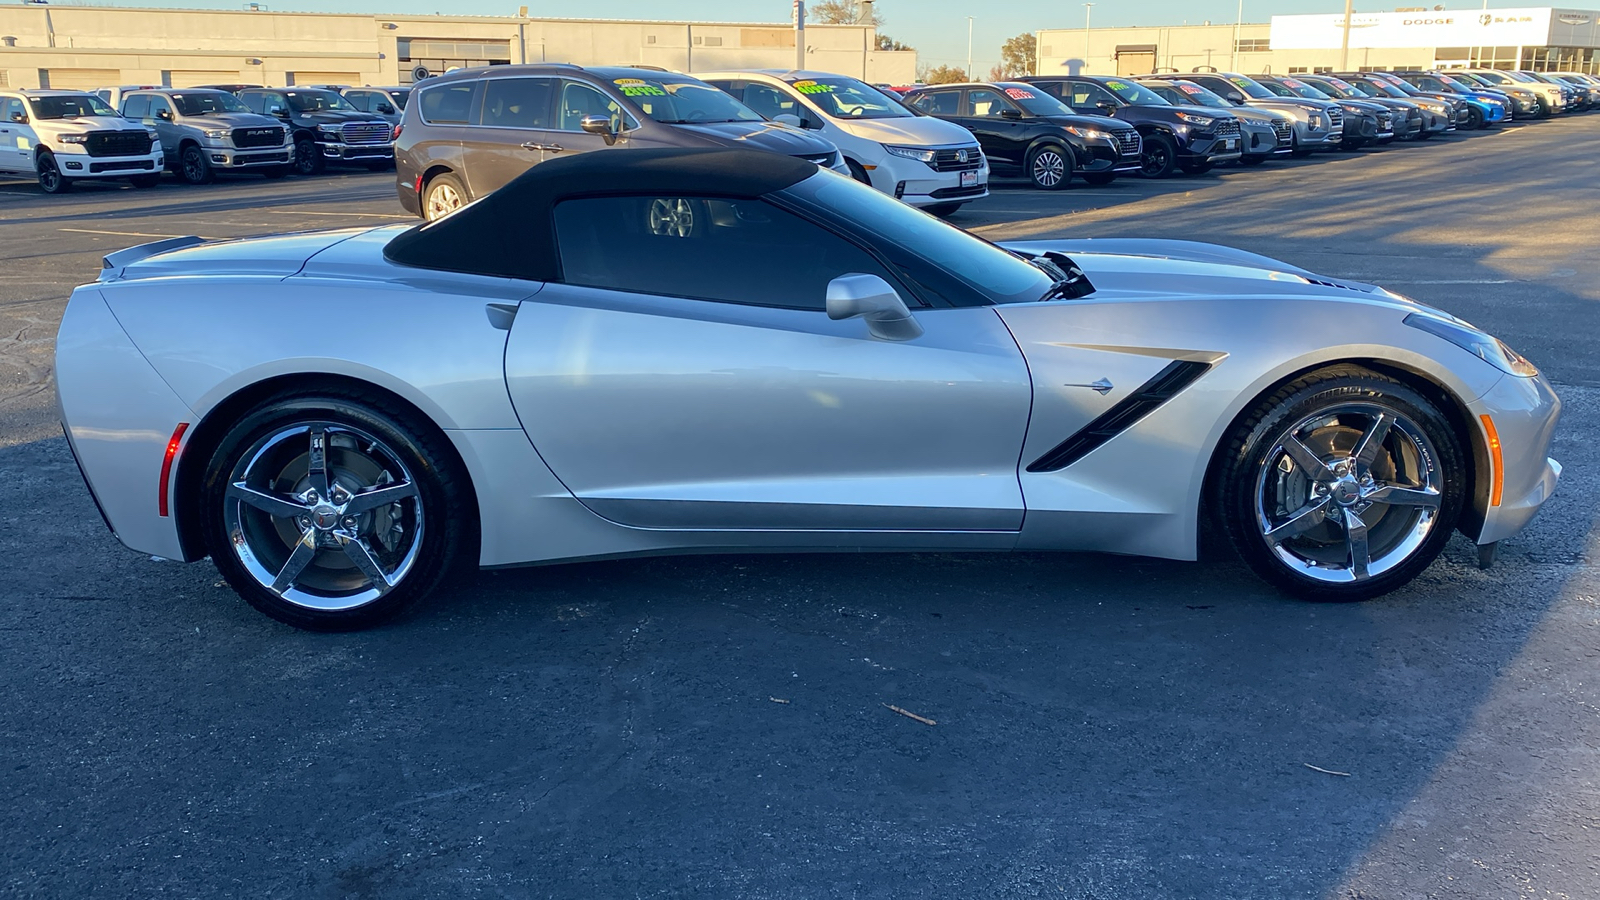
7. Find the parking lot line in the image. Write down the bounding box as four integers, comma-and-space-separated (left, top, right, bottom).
57, 228, 205, 239
264, 210, 414, 220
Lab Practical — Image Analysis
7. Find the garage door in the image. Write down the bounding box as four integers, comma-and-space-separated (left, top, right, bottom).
166, 70, 239, 88
289, 72, 361, 87
41, 69, 121, 91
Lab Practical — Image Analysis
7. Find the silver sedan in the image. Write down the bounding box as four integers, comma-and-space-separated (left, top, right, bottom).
56, 149, 1560, 630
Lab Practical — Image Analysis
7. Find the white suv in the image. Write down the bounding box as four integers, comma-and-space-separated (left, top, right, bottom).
0, 90, 164, 193
699, 70, 988, 216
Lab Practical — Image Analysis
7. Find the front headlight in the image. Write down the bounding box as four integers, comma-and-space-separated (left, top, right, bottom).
1064, 126, 1110, 142
1405, 313, 1539, 377
316, 124, 343, 138
202, 128, 228, 142
1173, 110, 1215, 127
57, 134, 88, 144
883, 144, 937, 164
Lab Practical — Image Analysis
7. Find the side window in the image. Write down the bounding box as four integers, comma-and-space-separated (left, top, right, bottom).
554, 195, 898, 311
257, 92, 289, 116
480, 77, 553, 128
557, 81, 628, 131
419, 82, 477, 125
742, 83, 800, 119
1067, 82, 1117, 109
122, 94, 151, 119
149, 97, 173, 119
911, 91, 959, 115
343, 91, 370, 111
1, 97, 22, 122
965, 88, 1016, 117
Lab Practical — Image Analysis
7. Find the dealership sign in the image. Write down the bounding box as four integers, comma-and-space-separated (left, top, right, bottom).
1269, 7, 1559, 49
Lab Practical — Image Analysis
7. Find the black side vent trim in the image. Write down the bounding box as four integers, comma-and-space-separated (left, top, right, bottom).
1026, 360, 1213, 473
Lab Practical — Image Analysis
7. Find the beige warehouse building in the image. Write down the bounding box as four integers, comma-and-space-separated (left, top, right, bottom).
1038, 7, 1600, 78
0, 4, 916, 91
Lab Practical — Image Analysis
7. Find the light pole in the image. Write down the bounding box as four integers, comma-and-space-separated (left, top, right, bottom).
1339, 0, 1354, 71
966, 16, 974, 80
1083, 3, 1095, 71
1232, 0, 1243, 71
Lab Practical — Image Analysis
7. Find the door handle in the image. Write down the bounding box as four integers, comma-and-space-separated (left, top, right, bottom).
519, 142, 565, 153
485, 303, 518, 331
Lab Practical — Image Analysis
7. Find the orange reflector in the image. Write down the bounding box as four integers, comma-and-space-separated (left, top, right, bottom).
1480, 414, 1504, 508
158, 422, 189, 518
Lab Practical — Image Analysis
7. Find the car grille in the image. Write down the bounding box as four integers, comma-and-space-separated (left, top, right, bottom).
796, 150, 838, 168
1270, 119, 1293, 145
1212, 118, 1241, 138
341, 122, 392, 145
1114, 129, 1141, 157
84, 130, 153, 158
931, 146, 984, 172
232, 126, 285, 148
1377, 112, 1393, 131
1326, 107, 1344, 130
930, 185, 988, 199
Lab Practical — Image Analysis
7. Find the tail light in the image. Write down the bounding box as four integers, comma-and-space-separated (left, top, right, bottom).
393, 123, 403, 141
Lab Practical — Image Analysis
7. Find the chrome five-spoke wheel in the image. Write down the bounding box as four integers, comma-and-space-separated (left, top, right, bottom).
224, 422, 423, 610
1256, 404, 1442, 583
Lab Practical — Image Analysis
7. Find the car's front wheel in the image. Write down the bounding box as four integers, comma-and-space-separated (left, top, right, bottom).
1139, 133, 1179, 177
36, 152, 70, 194
200, 389, 474, 630
1216, 367, 1465, 602
423, 173, 468, 221
1465, 106, 1485, 129
1026, 143, 1072, 190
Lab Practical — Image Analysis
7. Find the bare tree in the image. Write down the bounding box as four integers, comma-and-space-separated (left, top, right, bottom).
808, 0, 881, 25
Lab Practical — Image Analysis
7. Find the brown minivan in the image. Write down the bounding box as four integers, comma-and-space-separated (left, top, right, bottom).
395, 64, 848, 220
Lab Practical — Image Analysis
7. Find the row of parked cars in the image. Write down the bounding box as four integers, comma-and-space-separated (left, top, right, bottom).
2, 64, 1594, 211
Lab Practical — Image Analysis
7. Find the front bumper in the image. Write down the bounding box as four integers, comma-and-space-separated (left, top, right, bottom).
319, 139, 395, 162
1295, 120, 1344, 147
1184, 131, 1243, 161
205, 146, 294, 169
1241, 122, 1291, 156
871, 152, 988, 208
1079, 139, 1142, 173
1471, 372, 1562, 545
54, 151, 163, 180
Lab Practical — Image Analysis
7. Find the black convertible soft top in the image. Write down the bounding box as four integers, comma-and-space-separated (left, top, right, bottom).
383, 148, 819, 282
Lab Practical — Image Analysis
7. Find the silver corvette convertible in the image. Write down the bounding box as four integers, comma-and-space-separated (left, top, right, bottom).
56, 149, 1560, 630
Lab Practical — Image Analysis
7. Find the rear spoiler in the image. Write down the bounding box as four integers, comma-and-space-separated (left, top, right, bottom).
99, 236, 208, 281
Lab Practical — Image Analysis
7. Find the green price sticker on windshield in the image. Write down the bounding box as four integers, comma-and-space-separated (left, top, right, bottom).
1105, 80, 1128, 90
792, 80, 835, 94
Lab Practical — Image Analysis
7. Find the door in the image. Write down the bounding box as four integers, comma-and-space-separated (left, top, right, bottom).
459, 76, 555, 200
1060, 80, 1121, 117
0, 97, 28, 172
503, 192, 1034, 532
960, 87, 1030, 167
145, 95, 180, 164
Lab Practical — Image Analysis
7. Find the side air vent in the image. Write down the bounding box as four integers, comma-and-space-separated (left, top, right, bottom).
1026, 360, 1212, 473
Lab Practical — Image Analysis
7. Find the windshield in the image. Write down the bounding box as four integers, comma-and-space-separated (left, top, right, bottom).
172, 91, 250, 116
1341, 79, 1381, 97
285, 90, 357, 112
1225, 75, 1276, 99
614, 76, 763, 124
1099, 78, 1169, 105
1302, 79, 1355, 99
30, 94, 118, 119
784, 172, 1055, 305
1167, 80, 1233, 107
997, 84, 1078, 117
784, 76, 911, 119
1275, 77, 1334, 100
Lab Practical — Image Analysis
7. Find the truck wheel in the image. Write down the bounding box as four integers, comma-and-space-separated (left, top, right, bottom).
1026, 143, 1072, 190
36, 152, 71, 194
294, 134, 325, 175
179, 144, 216, 185
129, 173, 162, 189
1138, 133, 1179, 177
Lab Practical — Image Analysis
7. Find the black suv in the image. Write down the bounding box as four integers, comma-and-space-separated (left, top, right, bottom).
236, 87, 394, 175
903, 82, 1141, 189
1020, 75, 1243, 177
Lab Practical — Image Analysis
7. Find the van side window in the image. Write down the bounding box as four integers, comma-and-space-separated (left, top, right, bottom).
480, 78, 554, 129
419, 83, 478, 125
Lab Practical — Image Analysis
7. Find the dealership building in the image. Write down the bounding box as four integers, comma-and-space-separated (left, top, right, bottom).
1037, 7, 1600, 77
0, 4, 915, 92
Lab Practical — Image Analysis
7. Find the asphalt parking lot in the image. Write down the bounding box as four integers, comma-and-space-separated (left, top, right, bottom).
3, 121, 1599, 899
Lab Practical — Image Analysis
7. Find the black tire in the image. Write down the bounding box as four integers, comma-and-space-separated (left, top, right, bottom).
844, 157, 873, 185
1025, 143, 1072, 190
36, 152, 70, 194
1081, 171, 1117, 185
1179, 158, 1215, 175
179, 144, 215, 185
1239, 154, 1268, 166
1416, 129, 1433, 141
422, 172, 468, 222
1215, 366, 1465, 603
1289, 134, 1314, 158
1138, 133, 1179, 177
200, 388, 474, 631
128, 173, 162, 189
1535, 97, 1552, 118
1465, 106, 1485, 130
294, 134, 325, 175
923, 202, 964, 217
261, 165, 290, 179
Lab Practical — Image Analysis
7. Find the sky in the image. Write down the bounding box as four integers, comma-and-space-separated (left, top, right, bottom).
61, 0, 1544, 75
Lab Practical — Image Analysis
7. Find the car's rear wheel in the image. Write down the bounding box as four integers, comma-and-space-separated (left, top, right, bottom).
423, 173, 467, 222
1026, 144, 1072, 190
294, 134, 324, 175
1138, 133, 1179, 177
1216, 367, 1465, 602
36, 152, 70, 194
200, 390, 473, 631
1081, 171, 1117, 185
179, 144, 215, 185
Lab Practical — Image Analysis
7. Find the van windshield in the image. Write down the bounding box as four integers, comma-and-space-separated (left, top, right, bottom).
783, 76, 912, 119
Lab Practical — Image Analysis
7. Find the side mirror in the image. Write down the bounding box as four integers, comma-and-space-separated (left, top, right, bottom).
9, 111, 26, 124
155, 109, 173, 121
826, 273, 922, 341
1000, 107, 1023, 119
1226, 91, 1246, 104
771, 113, 803, 127
580, 114, 618, 145
377, 102, 395, 114
1095, 102, 1115, 113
